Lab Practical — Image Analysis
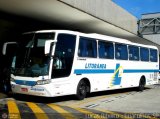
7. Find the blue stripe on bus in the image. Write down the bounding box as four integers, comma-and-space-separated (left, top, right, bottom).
74, 69, 114, 74
14, 80, 37, 86
123, 69, 159, 73
74, 69, 159, 74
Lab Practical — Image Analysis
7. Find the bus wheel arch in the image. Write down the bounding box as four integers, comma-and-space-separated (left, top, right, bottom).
138, 76, 146, 91
76, 78, 91, 100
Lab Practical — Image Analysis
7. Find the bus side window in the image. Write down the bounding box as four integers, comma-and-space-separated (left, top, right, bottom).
140, 47, 149, 61
78, 37, 97, 58
115, 43, 128, 60
52, 33, 76, 78
78, 39, 85, 57
150, 49, 158, 62
98, 41, 114, 59
129, 45, 139, 61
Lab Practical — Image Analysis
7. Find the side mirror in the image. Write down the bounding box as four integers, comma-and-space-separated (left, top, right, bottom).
2, 42, 17, 55
45, 40, 56, 55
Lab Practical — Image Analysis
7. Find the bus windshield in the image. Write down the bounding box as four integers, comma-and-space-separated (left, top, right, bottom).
11, 33, 55, 77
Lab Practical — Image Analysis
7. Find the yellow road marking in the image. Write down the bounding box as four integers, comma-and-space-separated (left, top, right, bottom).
70, 95, 108, 107
69, 106, 105, 119
69, 92, 128, 107
26, 102, 48, 119
47, 104, 77, 119
93, 108, 132, 119
7, 100, 21, 119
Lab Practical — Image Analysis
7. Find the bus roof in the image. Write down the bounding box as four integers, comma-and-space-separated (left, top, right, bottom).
24, 30, 158, 50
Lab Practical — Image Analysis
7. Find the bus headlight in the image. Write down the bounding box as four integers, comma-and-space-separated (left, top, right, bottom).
36, 79, 51, 85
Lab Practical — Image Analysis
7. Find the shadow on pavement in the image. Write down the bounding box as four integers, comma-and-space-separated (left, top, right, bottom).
0, 87, 151, 103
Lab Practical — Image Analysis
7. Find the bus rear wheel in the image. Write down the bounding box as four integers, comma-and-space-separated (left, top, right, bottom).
138, 77, 146, 91
76, 80, 87, 100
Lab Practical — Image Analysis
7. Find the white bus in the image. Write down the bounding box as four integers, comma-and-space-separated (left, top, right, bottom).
4, 30, 159, 100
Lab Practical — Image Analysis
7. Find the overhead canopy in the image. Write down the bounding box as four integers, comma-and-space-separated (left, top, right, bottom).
0, 0, 159, 49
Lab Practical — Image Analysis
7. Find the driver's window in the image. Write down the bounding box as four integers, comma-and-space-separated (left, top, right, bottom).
52, 33, 76, 78
53, 55, 63, 69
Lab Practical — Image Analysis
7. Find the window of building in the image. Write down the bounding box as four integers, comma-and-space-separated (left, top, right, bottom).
78, 37, 97, 58
140, 47, 149, 61
150, 49, 158, 62
115, 43, 128, 60
128, 45, 139, 61
98, 41, 114, 59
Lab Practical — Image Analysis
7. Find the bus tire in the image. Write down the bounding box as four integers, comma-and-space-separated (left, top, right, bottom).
138, 77, 146, 91
2, 78, 11, 94
76, 80, 87, 100
1, 68, 11, 94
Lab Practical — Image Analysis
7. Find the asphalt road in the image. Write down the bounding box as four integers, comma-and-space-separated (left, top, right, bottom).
0, 82, 160, 119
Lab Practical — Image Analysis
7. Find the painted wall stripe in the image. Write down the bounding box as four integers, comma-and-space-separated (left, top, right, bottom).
26, 102, 48, 119
7, 100, 21, 119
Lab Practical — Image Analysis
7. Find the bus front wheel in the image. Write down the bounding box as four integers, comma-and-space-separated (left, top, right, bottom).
76, 80, 87, 100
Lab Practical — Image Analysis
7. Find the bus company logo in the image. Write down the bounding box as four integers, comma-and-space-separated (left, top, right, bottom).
85, 63, 106, 69
30, 88, 44, 92
110, 63, 123, 87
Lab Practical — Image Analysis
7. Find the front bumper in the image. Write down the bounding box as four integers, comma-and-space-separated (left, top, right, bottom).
11, 82, 52, 97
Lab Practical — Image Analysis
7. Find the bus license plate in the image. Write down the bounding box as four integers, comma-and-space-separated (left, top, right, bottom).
21, 88, 28, 92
